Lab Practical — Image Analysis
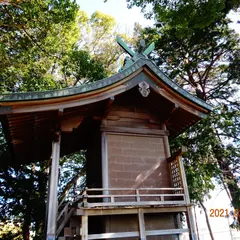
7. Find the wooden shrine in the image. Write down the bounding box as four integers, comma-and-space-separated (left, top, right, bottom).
0, 38, 212, 240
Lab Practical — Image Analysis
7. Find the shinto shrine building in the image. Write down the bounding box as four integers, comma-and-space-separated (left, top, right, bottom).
0, 38, 212, 240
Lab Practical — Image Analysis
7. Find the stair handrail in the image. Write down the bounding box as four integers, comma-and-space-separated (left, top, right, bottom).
57, 186, 84, 237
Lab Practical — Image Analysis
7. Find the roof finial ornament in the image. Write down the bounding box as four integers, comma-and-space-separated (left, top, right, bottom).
138, 39, 146, 52
116, 36, 155, 71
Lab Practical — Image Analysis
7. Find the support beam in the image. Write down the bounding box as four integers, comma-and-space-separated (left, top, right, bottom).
138, 209, 146, 240
101, 126, 168, 137
81, 215, 88, 240
46, 132, 61, 240
76, 206, 187, 216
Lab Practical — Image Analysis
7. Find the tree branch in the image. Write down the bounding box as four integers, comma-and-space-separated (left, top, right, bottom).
58, 169, 85, 203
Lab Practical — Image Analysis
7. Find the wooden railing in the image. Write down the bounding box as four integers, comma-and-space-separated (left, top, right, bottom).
78, 187, 187, 208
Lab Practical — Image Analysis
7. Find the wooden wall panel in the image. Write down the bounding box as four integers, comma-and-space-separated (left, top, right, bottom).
107, 134, 171, 190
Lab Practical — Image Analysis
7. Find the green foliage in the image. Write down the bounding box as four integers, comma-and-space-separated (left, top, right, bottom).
0, 221, 23, 240
0, 2, 115, 93
0, 127, 47, 239
139, 18, 239, 100
58, 152, 86, 203
77, 10, 133, 75
171, 113, 222, 202
0, 161, 48, 239
127, 0, 240, 25
0, 0, 80, 93
62, 49, 107, 86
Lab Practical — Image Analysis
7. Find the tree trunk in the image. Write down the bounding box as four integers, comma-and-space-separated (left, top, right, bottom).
22, 221, 30, 240
199, 200, 215, 240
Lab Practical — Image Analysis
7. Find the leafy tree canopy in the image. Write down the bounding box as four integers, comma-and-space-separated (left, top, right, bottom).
1, 1, 126, 93
126, 0, 240, 27
0, 0, 80, 92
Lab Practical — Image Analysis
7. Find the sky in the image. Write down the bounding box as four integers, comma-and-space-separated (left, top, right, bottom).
77, 0, 154, 33
229, 11, 240, 34
76, 1, 240, 239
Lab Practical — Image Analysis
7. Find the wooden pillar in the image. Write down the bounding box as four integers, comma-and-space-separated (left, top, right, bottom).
162, 124, 171, 158
101, 128, 110, 232
46, 132, 61, 240
138, 209, 146, 240
178, 155, 198, 240
101, 131, 108, 197
81, 215, 88, 240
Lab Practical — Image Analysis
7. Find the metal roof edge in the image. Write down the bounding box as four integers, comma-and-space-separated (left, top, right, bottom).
0, 58, 213, 112
143, 59, 213, 111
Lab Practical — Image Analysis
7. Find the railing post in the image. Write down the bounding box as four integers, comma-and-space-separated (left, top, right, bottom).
136, 189, 140, 202
177, 155, 189, 203
82, 189, 88, 208
178, 155, 198, 240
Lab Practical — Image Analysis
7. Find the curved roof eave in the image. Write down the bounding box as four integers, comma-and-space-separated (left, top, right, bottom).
0, 58, 213, 112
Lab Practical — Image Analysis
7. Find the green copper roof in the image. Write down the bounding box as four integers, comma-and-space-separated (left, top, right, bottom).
0, 58, 213, 111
